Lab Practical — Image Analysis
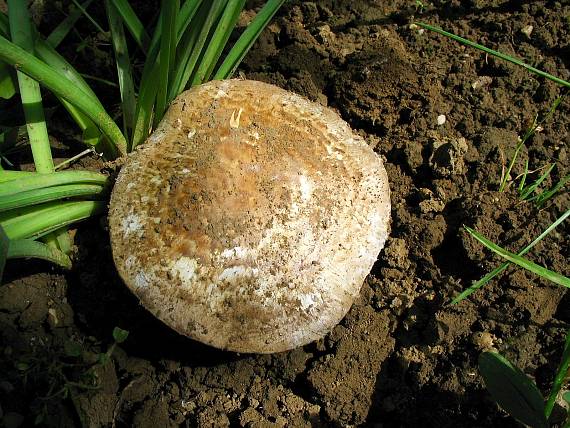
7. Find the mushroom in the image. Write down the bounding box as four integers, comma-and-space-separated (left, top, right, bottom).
108, 79, 390, 353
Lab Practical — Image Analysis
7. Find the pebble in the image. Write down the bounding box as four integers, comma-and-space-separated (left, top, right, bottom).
521, 25, 533, 38
437, 114, 446, 125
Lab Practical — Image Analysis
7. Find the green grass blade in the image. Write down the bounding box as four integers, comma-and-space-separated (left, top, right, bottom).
545, 329, 570, 419
0, 12, 7, 37
176, 0, 204, 44
70, 0, 106, 34
0, 184, 106, 212
534, 174, 570, 206
518, 159, 529, 195
214, 0, 285, 79
130, 59, 158, 149
105, 0, 136, 141
0, 171, 108, 196
169, 0, 226, 101
452, 208, 570, 304
131, 1, 203, 148
154, 0, 179, 126
520, 164, 555, 200
502, 96, 564, 192
34, 40, 104, 108
8, 0, 54, 173
7, 238, 71, 269
1, 200, 105, 240
109, 0, 150, 51
465, 226, 570, 288
0, 35, 127, 156
191, 0, 246, 86
417, 23, 570, 88
0, 61, 16, 99
0, 170, 36, 183
32, 38, 112, 155
479, 352, 548, 428
46, 0, 94, 48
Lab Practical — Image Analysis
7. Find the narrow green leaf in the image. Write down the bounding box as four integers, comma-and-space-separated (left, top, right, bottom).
191, 0, 246, 86
534, 174, 570, 206
47, 0, 94, 48
7, 238, 72, 269
109, 0, 150, 51
465, 226, 570, 288
1, 200, 105, 240
520, 164, 555, 200
154, 0, 179, 126
70, 0, 106, 34
545, 329, 570, 419
105, 0, 136, 141
112, 327, 129, 343
0, 184, 106, 212
0, 35, 127, 156
416, 22, 570, 88
33, 38, 112, 155
0, 61, 16, 99
169, 0, 226, 101
0, 171, 107, 196
8, 0, 54, 173
0, 170, 36, 183
451, 208, 570, 304
479, 352, 548, 428
518, 159, 529, 195
214, 0, 285, 79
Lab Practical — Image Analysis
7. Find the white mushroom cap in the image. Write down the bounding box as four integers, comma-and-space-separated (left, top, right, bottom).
109, 79, 390, 353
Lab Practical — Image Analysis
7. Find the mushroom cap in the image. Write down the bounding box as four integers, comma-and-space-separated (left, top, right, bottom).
109, 79, 390, 353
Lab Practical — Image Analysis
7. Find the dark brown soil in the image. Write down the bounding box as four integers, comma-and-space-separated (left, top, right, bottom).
1, 1, 569, 427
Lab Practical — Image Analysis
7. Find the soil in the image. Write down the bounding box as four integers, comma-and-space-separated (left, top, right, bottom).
1, 0, 569, 427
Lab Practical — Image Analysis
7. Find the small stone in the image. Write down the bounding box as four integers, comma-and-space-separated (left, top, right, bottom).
471, 75, 493, 90
521, 25, 533, 37
471, 331, 498, 351
437, 114, 446, 125
47, 308, 59, 327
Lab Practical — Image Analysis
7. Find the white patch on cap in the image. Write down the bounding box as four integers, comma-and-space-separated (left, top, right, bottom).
134, 271, 150, 288
121, 214, 144, 238
218, 266, 258, 283
299, 175, 313, 201
171, 257, 198, 284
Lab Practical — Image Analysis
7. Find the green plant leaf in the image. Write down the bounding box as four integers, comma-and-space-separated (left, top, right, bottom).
112, 327, 129, 344
214, 0, 286, 79
452, 208, 570, 304
64, 340, 83, 357
0, 35, 127, 156
0, 61, 16, 99
47, 0, 94, 48
109, 0, 150, 51
105, 0, 136, 140
563, 391, 570, 404
7, 238, 72, 269
479, 352, 548, 428
545, 329, 570, 418
416, 22, 570, 88
0, 183, 107, 212
465, 226, 570, 289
